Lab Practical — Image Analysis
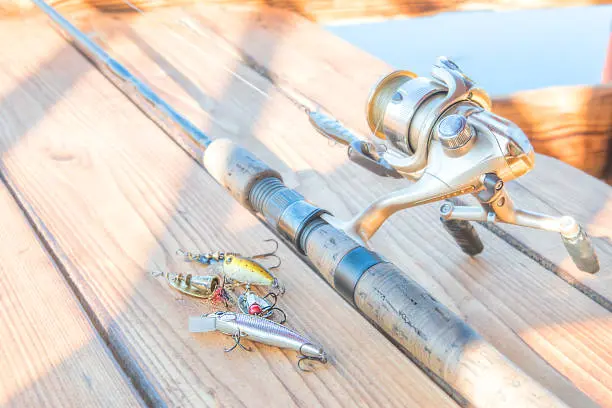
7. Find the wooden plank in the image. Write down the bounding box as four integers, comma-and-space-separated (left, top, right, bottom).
501, 156, 612, 303
84, 9, 612, 406
492, 85, 612, 180
5, 0, 612, 21
184, 4, 612, 305
0, 18, 459, 407
0, 180, 143, 406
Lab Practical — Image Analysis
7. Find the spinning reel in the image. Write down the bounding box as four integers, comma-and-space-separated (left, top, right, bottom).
309, 57, 599, 273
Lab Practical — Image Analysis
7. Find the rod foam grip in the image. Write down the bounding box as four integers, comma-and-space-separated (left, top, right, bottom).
203, 139, 281, 209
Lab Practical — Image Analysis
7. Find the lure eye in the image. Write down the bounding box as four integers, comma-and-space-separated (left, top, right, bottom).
225, 256, 233, 264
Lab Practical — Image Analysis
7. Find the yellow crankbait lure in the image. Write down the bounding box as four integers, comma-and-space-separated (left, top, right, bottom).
177, 239, 283, 291
219, 255, 277, 286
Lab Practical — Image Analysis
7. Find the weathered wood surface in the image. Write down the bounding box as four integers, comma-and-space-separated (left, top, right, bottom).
0, 180, 143, 406
182, 4, 612, 304
0, 19, 460, 407
5, 0, 612, 20
492, 85, 612, 181
84, 8, 612, 406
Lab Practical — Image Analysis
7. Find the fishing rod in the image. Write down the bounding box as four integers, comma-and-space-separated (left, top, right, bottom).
32, 1, 584, 406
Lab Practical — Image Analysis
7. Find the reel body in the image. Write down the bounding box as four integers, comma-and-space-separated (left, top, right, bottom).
309, 57, 599, 273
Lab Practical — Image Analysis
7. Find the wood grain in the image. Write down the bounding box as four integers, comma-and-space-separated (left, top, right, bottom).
492, 85, 612, 180
4, 0, 612, 21
0, 178, 143, 406
501, 156, 612, 305
83, 9, 612, 406
181, 4, 612, 308
0, 19, 459, 407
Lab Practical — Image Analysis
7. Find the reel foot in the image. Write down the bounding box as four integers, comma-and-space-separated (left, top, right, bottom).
441, 218, 484, 256
562, 227, 600, 274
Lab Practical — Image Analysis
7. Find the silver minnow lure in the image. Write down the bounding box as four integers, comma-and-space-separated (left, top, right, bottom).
189, 311, 327, 370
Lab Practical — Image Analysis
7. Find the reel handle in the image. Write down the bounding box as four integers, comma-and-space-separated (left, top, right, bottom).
441, 218, 484, 256
561, 226, 600, 274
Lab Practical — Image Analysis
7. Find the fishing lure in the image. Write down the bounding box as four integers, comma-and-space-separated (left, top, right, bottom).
237, 290, 287, 324
189, 311, 327, 370
160, 272, 231, 306
177, 239, 284, 292
162, 272, 220, 299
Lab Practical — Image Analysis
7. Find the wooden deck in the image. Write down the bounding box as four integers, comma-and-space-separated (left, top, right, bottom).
7, 0, 612, 20
0, 5, 611, 407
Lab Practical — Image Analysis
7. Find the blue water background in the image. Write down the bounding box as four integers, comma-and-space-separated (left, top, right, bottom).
326, 6, 612, 96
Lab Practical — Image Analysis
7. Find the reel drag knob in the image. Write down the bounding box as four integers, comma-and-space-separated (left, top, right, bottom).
437, 114, 474, 151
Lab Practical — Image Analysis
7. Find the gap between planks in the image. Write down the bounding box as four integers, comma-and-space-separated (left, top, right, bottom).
0, 154, 163, 407
83, 9, 612, 406
0, 164, 144, 406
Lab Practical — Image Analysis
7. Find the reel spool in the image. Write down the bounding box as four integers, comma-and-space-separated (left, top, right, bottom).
364, 57, 514, 180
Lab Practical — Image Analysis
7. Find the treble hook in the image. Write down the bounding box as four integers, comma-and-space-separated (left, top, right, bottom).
251, 239, 281, 270
211, 275, 232, 308
224, 328, 251, 353
266, 307, 287, 324
296, 344, 328, 371
262, 292, 287, 324
271, 278, 286, 295
263, 292, 278, 304
297, 355, 327, 372
251, 238, 279, 258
